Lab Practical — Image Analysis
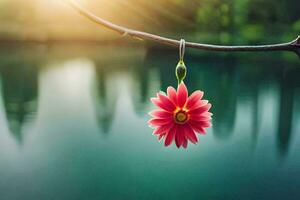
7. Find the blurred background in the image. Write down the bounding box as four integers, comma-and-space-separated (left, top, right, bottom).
0, 1, 299, 200
0, 0, 299, 43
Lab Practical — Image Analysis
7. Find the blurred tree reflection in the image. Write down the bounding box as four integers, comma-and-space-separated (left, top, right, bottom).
237, 63, 263, 147
0, 44, 298, 157
187, 56, 238, 140
130, 64, 151, 115
130, 48, 175, 115
0, 63, 38, 143
277, 67, 300, 156
94, 64, 118, 134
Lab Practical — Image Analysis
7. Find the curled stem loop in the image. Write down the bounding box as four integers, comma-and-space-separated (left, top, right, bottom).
179, 39, 185, 61
176, 39, 187, 84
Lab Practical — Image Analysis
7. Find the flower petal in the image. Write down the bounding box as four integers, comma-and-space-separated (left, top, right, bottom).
188, 103, 212, 115
186, 90, 204, 110
151, 97, 173, 112
158, 132, 166, 140
167, 86, 177, 105
175, 125, 184, 148
153, 123, 174, 135
149, 110, 173, 119
189, 113, 212, 121
188, 100, 209, 111
177, 83, 188, 108
148, 118, 170, 126
188, 120, 209, 134
190, 112, 213, 119
190, 119, 211, 128
164, 125, 176, 146
183, 124, 198, 144
157, 93, 176, 111
182, 138, 188, 148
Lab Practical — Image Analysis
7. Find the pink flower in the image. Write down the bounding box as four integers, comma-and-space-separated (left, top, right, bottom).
148, 83, 212, 148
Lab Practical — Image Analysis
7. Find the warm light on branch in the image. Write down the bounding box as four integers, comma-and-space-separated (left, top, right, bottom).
65, 0, 300, 59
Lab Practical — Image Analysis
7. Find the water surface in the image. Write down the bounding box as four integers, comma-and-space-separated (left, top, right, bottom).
0, 43, 299, 200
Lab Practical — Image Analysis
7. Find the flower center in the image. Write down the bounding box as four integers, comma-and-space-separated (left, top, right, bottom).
174, 110, 188, 124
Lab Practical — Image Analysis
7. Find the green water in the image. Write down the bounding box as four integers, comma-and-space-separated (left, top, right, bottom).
0, 43, 299, 200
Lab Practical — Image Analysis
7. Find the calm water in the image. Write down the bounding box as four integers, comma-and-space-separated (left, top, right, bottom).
0, 43, 299, 200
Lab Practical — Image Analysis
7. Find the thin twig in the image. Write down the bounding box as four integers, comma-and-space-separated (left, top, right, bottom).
65, 0, 300, 57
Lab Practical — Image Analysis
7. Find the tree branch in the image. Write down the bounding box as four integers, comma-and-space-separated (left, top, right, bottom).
66, 0, 300, 58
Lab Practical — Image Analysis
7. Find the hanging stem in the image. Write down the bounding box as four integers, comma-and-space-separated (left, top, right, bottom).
176, 39, 187, 84
65, 0, 300, 58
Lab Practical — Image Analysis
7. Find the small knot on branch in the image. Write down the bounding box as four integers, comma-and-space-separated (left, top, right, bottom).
292, 36, 300, 46
121, 31, 128, 37
291, 36, 300, 59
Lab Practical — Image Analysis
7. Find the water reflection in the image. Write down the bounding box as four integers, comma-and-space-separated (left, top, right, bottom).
191, 56, 238, 140
94, 66, 118, 134
239, 65, 262, 147
0, 44, 299, 200
0, 61, 38, 143
131, 50, 162, 115
0, 44, 299, 157
277, 67, 300, 155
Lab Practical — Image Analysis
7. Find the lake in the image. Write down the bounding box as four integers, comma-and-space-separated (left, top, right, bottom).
0, 43, 299, 200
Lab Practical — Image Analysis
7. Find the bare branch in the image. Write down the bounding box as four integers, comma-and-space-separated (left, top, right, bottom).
65, 0, 300, 57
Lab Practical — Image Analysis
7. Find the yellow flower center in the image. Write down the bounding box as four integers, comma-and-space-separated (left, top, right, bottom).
174, 110, 188, 124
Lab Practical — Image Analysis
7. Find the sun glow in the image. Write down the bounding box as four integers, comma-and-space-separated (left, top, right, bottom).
0, 0, 189, 41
